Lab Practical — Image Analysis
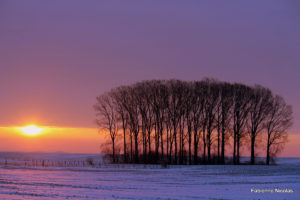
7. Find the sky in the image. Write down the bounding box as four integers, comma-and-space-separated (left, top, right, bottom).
0, 0, 299, 156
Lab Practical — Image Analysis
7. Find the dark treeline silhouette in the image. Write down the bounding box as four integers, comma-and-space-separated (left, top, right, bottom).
94, 79, 293, 165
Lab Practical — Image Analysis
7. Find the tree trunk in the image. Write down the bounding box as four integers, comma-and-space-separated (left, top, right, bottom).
266, 145, 270, 165
221, 121, 225, 164
130, 133, 133, 162
237, 133, 240, 164
174, 127, 177, 164
179, 121, 182, 164
144, 132, 147, 163
217, 123, 220, 163
251, 134, 255, 165
181, 134, 184, 164
194, 130, 198, 165
160, 123, 164, 160
123, 126, 127, 163
188, 128, 192, 165
166, 125, 169, 159
148, 129, 151, 159
179, 118, 184, 164
266, 134, 270, 165
155, 123, 160, 161
233, 131, 236, 164
134, 133, 139, 163
202, 128, 206, 164
179, 122, 182, 164
207, 126, 211, 164
112, 138, 115, 163
142, 125, 146, 162
207, 135, 211, 164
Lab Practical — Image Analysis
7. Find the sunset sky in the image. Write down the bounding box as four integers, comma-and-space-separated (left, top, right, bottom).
0, 1, 299, 156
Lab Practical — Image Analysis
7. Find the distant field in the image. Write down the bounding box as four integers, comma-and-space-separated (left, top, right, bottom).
0, 152, 299, 200
0, 152, 103, 168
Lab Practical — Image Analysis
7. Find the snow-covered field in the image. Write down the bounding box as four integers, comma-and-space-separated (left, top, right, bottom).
0, 153, 299, 200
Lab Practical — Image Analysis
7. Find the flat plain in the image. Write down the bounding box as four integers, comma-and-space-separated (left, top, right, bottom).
0, 153, 299, 200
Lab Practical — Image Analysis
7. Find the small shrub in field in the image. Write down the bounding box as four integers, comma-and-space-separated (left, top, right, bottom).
86, 157, 94, 167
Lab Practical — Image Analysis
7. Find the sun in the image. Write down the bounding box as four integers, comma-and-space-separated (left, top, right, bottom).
20, 125, 43, 136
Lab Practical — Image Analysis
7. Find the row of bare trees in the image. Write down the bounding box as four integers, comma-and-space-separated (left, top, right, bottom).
94, 79, 293, 165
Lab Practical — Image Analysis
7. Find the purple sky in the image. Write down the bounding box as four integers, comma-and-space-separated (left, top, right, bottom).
0, 0, 299, 133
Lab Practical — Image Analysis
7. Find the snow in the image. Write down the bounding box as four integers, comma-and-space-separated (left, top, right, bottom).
0, 153, 299, 200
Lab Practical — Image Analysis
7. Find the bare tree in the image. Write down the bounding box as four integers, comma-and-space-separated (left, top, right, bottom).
248, 85, 272, 165
191, 81, 206, 164
232, 84, 251, 164
122, 86, 140, 163
220, 83, 234, 164
167, 80, 185, 164
135, 82, 151, 162
184, 82, 194, 164
94, 93, 119, 163
156, 81, 169, 161
151, 80, 168, 161
205, 80, 220, 163
179, 81, 189, 164
111, 87, 129, 162
265, 95, 293, 165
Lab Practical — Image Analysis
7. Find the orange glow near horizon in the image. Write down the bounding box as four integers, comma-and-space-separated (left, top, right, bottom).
0, 125, 299, 157
0, 126, 104, 154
